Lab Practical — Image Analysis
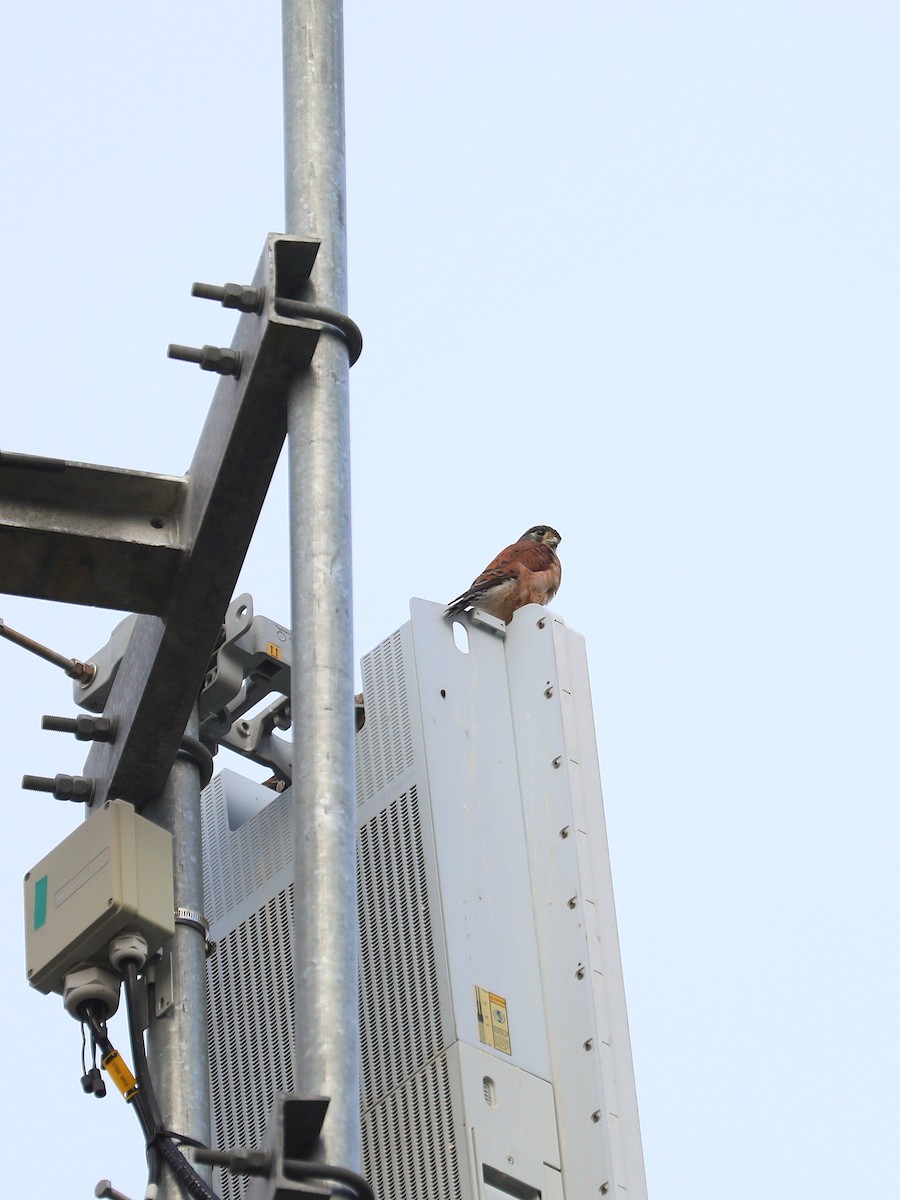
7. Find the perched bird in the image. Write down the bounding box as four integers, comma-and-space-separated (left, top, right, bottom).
444, 525, 562, 624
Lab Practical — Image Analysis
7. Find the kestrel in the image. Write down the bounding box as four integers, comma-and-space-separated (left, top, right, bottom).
444, 525, 562, 625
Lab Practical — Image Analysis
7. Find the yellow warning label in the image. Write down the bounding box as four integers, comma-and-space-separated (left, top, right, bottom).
474, 985, 511, 1055
267, 642, 282, 660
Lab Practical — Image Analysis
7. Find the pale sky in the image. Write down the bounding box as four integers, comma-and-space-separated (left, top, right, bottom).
1, 3, 898, 1198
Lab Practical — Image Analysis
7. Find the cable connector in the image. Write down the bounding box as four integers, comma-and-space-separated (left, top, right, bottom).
81, 1066, 107, 1099
109, 931, 149, 973
63, 965, 121, 1021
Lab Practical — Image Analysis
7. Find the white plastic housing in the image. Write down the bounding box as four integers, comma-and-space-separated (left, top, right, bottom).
201, 600, 647, 1200
24, 798, 174, 995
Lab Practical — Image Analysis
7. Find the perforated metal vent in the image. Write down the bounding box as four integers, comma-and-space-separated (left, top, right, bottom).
207, 886, 296, 1200
362, 1053, 462, 1200
356, 629, 415, 804
202, 773, 294, 927
358, 785, 443, 1112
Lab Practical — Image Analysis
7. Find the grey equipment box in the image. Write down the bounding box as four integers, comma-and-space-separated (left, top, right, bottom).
24, 798, 175, 995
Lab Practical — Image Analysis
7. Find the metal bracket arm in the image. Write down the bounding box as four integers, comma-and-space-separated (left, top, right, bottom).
0, 456, 185, 612
77, 234, 322, 807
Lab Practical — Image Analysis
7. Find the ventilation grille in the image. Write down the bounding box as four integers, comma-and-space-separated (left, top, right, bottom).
356, 629, 415, 804
207, 886, 296, 1200
202, 774, 294, 928
362, 1053, 462, 1200
358, 786, 443, 1112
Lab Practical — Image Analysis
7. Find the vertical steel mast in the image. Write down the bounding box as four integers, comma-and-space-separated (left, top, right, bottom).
144, 711, 212, 1200
282, 0, 360, 1172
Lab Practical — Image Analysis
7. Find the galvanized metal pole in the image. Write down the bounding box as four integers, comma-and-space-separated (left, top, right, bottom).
144, 711, 212, 1200
282, 0, 360, 1172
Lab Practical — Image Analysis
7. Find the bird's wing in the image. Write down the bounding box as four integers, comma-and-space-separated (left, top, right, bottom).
445, 540, 559, 614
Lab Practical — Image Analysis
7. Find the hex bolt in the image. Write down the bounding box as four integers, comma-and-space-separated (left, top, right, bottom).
22, 773, 95, 802
191, 280, 264, 313
167, 343, 242, 378
41, 714, 117, 742
94, 1181, 136, 1200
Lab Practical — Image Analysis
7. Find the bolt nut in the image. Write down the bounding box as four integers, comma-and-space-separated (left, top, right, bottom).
55, 774, 96, 802
222, 283, 263, 312
22, 773, 95, 802
41, 714, 116, 742
199, 344, 242, 377
168, 342, 242, 378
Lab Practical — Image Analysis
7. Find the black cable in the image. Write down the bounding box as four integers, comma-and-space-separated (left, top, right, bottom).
282, 1158, 375, 1200
89, 985, 373, 1200
121, 961, 222, 1200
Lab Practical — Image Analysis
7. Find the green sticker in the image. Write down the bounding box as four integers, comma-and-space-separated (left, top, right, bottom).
33, 875, 48, 930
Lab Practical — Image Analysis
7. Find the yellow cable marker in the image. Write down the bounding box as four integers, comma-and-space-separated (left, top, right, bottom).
102, 1048, 139, 1102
